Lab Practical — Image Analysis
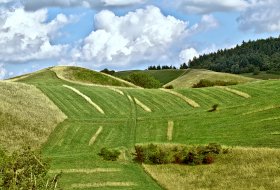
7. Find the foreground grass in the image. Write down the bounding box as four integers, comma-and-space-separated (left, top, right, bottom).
165, 69, 256, 88
0, 81, 66, 152
144, 147, 280, 190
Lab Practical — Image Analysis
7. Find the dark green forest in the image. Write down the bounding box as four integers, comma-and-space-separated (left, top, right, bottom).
189, 36, 280, 74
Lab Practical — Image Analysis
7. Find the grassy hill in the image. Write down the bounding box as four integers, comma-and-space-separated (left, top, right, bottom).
0, 81, 66, 152
165, 69, 256, 88
114, 69, 186, 85
2, 67, 280, 189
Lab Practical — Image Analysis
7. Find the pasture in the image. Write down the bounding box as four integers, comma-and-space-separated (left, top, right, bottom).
2, 67, 280, 189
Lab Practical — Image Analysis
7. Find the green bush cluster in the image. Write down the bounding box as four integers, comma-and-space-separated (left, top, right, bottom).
98, 147, 121, 161
192, 79, 237, 88
126, 73, 162, 88
164, 85, 174, 89
134, 143, 226, 165
0, 147, 61, 190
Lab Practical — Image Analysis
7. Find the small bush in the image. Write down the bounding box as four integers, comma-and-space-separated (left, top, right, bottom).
208, 104, 219, 112
202, 154, 215, 164
99, 147, 121, 161
164, 85, 174, 89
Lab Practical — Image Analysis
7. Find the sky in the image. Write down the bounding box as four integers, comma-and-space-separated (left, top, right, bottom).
0, 0, 280, 79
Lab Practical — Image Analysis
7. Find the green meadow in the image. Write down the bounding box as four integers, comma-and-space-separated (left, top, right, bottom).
1, 66, 280, 189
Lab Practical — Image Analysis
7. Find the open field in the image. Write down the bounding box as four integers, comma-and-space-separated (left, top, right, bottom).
241, 71, 280, 80
143, 147, 280, 190
114, 69, 187, 85
0, 81, 66, 152
2, 66, 280, 189
165, 69, 256, 88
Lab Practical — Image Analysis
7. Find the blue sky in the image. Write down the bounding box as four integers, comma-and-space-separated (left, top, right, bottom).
0, 0, 280, 79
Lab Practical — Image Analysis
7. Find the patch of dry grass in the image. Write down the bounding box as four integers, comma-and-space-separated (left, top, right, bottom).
71, 182, 136, 188
88, 126, 103, 145
134, 97, 152, 112
167, 121, 174, 141
0, 81, 66, 152
143, 147, 280, 190
160, 88, 200, 108
218, 86, 251, 98
63, 84, 105, 114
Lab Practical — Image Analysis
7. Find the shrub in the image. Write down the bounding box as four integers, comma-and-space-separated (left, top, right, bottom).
164, 85, 174, 89
208, 104, 219, 112
134, 143, 226, 166
0, 146, 60, 189
99, 147, 121, 161
192, 79, 238, 88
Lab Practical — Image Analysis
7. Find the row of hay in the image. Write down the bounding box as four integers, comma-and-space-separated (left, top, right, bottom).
71, 182, 136, 188
167, 121, 174, 141
49, 168, 121, 174
134, 98, 152, 112
242, 105, 280, 115
160, 89, 200, 108
63, 85, 105, 114
218, 86, 251, 98
88, 126, 103, 145
107, 87, 124, 95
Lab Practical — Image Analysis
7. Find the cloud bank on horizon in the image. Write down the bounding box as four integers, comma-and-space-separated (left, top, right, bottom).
0, 0, 280, 78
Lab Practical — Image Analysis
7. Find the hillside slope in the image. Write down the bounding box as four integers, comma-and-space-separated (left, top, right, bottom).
114, 69, 186, 85
51, 66, 138, 87
165, 69, 256, 88
0, 81, 66, 152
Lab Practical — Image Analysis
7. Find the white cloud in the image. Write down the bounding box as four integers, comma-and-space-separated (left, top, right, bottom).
0, 8, 70, 63
179, 48, 199, 64
190, 14, 219, 33
0, 64, 7, 79
238, 0, 280, 33
176, 0, 248, 14
23, 0, 145, 11
73, 6, 188, 67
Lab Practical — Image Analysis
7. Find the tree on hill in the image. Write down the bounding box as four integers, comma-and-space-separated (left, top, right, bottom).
180, 63, 188, 69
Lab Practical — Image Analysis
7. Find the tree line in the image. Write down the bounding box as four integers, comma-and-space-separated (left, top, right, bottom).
189, 36, 280, 74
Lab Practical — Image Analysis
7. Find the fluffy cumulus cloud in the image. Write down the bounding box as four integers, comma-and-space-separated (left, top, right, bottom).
23, 0, 145, 11
238, 0, 280, 33
175, 0, 249, 14
72, 6, 188, 67
0, 7, 70, 63
179, 48, 199, 64
0, 64, 7, 79
190, 14, 219, 33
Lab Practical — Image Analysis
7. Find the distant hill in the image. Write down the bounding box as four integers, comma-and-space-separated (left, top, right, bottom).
189, 36, 280, 74
114, 69, 186, 85
165, 69, 256, 88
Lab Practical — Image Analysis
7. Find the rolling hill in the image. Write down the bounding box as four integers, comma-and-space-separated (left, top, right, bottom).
1, 66, 280, 189
165, 69, 256, 88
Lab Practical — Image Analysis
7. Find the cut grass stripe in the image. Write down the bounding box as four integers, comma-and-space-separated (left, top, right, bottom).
217, 86, 251, 98
71, 182, 136, 188
107, 87, 124, 95
134, 97, 152, 112
167, 121, 174, 141
160, 89, 200, 108
63, 85, 105, 114
242, 105, 280, 115
89, 126, 103, 146
49, 168, 121, 174
127, 95, 133, 102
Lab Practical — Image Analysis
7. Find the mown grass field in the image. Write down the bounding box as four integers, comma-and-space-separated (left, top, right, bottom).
114, 69, 186, 85
3, 67, 280, 189
165, 69, 256, 88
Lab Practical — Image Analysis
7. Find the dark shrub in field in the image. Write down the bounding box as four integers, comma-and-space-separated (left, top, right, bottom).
208, 104, 219, 112
99, 147, 121, 161
164, 85, 174, 89
192, 79, 238, 88
134, 143, 226, 166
